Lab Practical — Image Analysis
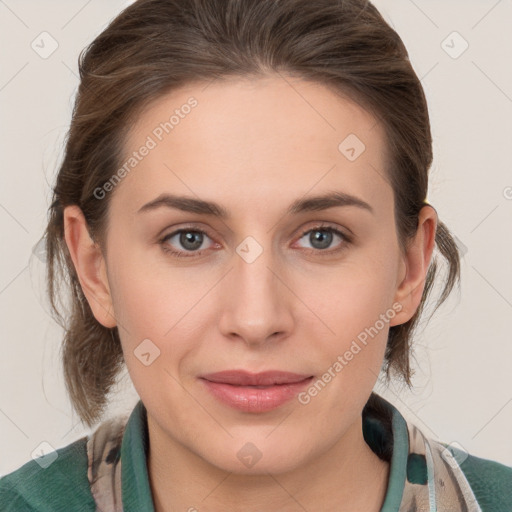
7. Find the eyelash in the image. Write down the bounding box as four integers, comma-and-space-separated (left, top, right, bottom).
159, 224, 352, 259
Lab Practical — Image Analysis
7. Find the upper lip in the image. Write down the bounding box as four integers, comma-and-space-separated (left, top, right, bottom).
200, 370, 313, 386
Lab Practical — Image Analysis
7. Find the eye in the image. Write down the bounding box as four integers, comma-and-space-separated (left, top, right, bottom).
159, 223, 351, 259
160, 228, 216, 258
294, 224, 350, 254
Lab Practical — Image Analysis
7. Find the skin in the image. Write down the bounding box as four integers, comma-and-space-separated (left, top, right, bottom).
64, 74, 437, 512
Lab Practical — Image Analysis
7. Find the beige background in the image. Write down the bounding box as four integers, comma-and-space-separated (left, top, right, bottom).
1, 0, 511, 475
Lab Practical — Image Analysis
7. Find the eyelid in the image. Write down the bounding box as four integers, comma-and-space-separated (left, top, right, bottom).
295, 221, 351, 239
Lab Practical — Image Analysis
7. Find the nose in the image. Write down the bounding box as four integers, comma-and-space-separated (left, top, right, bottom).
218, 240, 294, 348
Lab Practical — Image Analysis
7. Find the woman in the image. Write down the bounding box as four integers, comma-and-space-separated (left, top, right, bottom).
1, 0, 510, 510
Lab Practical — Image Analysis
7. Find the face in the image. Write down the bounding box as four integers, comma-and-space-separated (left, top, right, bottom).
70, 74, 428, 475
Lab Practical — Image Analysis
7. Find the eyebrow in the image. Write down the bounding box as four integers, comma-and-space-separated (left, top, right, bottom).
137, 191, 374, 218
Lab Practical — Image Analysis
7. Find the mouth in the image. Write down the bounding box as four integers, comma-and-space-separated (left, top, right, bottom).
199, 370, 314, 413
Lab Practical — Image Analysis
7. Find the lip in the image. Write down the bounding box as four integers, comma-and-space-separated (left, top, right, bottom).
200, 370, 314, 413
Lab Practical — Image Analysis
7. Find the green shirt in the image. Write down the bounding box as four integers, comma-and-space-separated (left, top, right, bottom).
1, 393, 511, 511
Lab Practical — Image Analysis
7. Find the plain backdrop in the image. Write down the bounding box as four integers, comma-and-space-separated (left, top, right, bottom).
1, 0, 511, 476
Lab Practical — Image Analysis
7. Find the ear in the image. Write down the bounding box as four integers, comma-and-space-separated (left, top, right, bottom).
63, 205, 117, 328
390, 205, 437, 326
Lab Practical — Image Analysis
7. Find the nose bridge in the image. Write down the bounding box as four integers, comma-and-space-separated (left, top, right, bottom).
218, 234, 292, 344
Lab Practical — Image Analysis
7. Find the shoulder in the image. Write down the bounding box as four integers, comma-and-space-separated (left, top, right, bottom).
0, 436, 96, 512
441, 442, 512, 511
377, 393, 512, 512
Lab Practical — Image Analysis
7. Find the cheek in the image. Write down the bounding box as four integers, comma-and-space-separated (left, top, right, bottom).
301, 245, 400, 380
106, 247, 213, 384
107, 237, 196, 335
306, 247, 399, 334
323, 291, 392, 374
294, 284, 397, 420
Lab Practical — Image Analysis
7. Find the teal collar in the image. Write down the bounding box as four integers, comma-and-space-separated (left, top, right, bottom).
371, 395, 408, 511
121, 400, 155, 511
120, 394, 408, 511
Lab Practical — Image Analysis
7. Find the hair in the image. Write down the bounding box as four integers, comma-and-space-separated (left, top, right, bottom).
43, 0, 461, 427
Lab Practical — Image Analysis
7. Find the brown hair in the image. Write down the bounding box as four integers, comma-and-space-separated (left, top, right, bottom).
43, 0, 460, 427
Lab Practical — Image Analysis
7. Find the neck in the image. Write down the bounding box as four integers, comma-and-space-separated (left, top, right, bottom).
147, 413, 389, 512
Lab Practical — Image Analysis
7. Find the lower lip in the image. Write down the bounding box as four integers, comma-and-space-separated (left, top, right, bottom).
200, 377, 314, 413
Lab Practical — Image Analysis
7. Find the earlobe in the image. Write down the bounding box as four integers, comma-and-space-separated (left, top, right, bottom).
390, 205, 438, 327
63, 205, 117, 329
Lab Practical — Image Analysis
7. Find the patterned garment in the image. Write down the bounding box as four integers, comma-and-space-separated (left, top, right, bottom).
85, 393, 509, 512
400, 422, 482, 511
87, 415, 125, 512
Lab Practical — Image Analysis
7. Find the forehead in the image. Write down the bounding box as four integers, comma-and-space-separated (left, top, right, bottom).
116, 74, 391, 215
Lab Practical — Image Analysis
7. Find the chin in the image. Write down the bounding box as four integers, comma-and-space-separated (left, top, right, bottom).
200, 438, 310, 476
